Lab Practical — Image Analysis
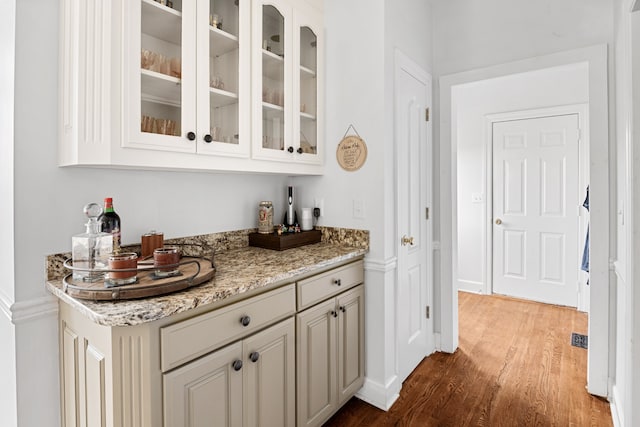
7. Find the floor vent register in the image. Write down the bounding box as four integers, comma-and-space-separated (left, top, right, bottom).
571, 333, 588, 349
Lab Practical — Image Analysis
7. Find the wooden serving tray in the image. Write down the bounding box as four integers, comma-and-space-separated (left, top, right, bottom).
248, 229, 322, 251
62, 257, 215, 301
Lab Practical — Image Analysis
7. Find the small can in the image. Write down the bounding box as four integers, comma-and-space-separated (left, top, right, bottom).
258, 201, 274, 234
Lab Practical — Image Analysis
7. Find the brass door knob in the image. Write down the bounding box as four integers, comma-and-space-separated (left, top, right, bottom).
401, 235, 414, 246
495, 218, 502, 225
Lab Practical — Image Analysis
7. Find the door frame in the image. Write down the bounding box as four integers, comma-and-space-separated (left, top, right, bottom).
438, 45, 610, 397
394, 49, 435, 381
484, 105, 590, 311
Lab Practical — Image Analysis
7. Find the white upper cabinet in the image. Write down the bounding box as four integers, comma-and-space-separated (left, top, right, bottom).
123, 0, 250, 157
59, 0, 323, 174
252, 0, 323, 166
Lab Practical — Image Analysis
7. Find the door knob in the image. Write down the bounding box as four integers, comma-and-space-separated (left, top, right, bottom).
495, 218, 502, 225
401, 235, 414, 246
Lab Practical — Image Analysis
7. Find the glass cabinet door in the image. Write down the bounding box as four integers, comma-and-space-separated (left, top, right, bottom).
196, 0, 249, 156
252, 1, 322, 165
262, 4, 288, 154
252, 1, 292, 161
296, 23, 319, 162
125, 0, 197, 152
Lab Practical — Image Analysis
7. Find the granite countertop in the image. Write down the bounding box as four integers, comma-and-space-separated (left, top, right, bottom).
46, 242, 366, 327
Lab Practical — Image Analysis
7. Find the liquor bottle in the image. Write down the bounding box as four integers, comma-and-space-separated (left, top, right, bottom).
99, 197, 121, 252
72, 203, 113, 282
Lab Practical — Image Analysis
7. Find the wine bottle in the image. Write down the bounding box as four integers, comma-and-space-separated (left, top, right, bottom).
99, 197, 121, 252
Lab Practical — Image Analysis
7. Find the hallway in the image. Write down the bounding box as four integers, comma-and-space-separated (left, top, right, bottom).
325, 292, 612, 426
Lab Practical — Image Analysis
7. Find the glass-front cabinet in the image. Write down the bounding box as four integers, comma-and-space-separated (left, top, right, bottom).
252, 0, 323, 165
60, 0, 322, 173
123, 0, 250, 157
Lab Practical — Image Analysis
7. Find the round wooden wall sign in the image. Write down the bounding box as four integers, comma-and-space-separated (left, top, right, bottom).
336, 135, 367, 171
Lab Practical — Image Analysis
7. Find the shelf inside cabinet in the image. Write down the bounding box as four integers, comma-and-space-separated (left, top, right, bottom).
300, 65, 316, 78
210, 27, 239, 57
263, 102, 284, 112
210, 87, 238, 108
141, 0, 182, 45
300, 111, 316, 121
262, 49, 284, 81
141, 69, 181, 106
263, 103, 284, 120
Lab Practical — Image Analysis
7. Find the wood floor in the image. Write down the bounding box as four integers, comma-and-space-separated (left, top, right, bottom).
324, 292, 612, 426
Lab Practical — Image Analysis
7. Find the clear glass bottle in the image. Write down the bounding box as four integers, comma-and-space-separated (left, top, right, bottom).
72, 203, 113, 282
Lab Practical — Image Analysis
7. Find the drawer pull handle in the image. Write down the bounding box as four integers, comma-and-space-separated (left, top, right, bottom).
232, 360, 243, 371
330, 310, 338, 318
340, 306, 346, 313
240, 315, 251, 327
249, 352, 260, 363
333, 279, 341, 286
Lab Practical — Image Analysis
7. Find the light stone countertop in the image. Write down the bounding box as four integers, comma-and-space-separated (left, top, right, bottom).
46, 243, 367, 327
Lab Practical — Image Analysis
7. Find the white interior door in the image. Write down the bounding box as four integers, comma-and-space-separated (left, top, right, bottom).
395, 52, 434, 384
492, 114, 580, 307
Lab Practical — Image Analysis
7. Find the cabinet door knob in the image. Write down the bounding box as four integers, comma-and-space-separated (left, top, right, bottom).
287, 146, 294, 153
186, 132, 196, 141
297, 147, 303, 154
330, 310, 338, 318
204, 134, 212, 143
249, 352, 260, 363
333, 279, 341, 286
240, 315, 251, 327
232, 359, 243, 371
340, 306, 346, 313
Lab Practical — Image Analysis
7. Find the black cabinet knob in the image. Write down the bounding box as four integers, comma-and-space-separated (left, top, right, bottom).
186, 131, 196, 141
249, 352, 260, 363
204, 134, 212, 143
240, 315, 251, 327
340, 306, 346, 313
330, 310, 338, 318
232, 359, 243, 371
297, 147, 303, 154
333, 279, 341, 286
287, 146, 294, 153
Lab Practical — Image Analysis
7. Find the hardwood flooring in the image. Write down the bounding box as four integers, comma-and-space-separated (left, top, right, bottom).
324, 292, 612, 427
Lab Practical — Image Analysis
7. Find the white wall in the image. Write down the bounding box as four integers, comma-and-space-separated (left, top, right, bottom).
612, 1, 629, 423
431, 0, 613, 78
612, 0, 638, 425
454, 63, 589, 294
0, 0, 17, 425
293, 0, 433, 410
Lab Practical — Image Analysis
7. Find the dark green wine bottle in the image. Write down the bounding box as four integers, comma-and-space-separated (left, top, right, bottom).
99, 197, 121, 252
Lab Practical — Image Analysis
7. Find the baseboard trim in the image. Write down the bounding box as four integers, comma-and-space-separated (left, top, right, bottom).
610, 385, 624, 427
364, 257, 397, 273
355, 376, 400, 411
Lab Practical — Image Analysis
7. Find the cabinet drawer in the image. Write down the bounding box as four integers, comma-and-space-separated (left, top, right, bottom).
297, 260, 364, 310
161, 284, 295, 372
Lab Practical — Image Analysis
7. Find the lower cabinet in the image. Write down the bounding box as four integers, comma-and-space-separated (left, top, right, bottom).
163, 318, 295, 427
57, 259, 364, 427
296, 284, 365, 427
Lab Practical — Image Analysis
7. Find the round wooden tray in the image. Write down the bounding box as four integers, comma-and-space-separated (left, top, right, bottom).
62, 257, 215, 301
